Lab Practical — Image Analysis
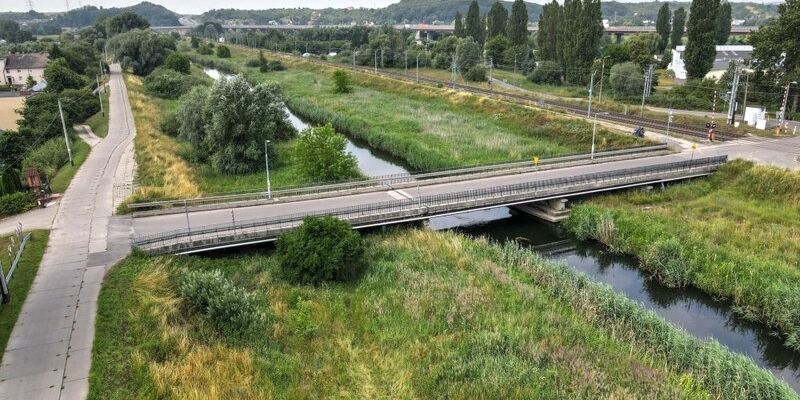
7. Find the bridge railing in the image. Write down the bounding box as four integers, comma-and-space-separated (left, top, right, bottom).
133, 156, 726, 254
128, 144, 668, 214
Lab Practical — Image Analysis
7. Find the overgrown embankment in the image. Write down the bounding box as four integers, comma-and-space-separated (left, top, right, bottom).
88, 229, 795, 399
564, 160, 800, 349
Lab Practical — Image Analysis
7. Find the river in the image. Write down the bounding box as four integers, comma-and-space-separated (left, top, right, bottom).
203, 68, 799, 392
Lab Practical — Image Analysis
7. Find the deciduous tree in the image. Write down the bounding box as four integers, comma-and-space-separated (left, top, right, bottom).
656, 3, 671, 53
685, 0, 719, 79
487, 1, 508, 39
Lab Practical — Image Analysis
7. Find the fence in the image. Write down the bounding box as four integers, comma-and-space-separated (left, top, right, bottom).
134, 156, 727, 254
0, 226, 32, 305
128, 144, 669, 215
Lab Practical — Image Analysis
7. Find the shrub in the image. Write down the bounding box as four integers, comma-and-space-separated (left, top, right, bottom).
159, 110, 181, 137
294, 124, 360, 182
0, 192, 34, 216
216, 45, 231, 58
190, 36, 199, 48
245, 58, 262, 68
0, 168, 22, 196
276, 216, 365, 285
609, 62, 644, 96
642, 238, 695, 287
331, 69, 352, 93
527, 61, 561, 85
267, 60, 284, 71
178, 269, 265, 336
163, 52, 191, 74
144, 67, 205, 99
22, 138, 68, 178
463, 64, 487, 82
197, 43, 213, 55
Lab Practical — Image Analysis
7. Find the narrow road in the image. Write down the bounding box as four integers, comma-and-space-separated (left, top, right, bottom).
0, 64, 135, 400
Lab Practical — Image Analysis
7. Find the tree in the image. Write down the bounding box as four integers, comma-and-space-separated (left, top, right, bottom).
464, 64, 487, 82
685, 0, 720, 80
484, 36, 510, 66
176, 87, 210, 156
106, 12, 149, 37
537, 0, 561, 62
44, 58, 86, 93
332, 69, 352, 94
294, 124, 360, 182
25, 76, 37, 89
751, 0, 800, 75
623, 33, 660, 69
0, 19, 33, 43
454, 12, 465, 38
656, 3, 671, 53
609, 62, 644, 96
487, 2, 508, 39
106, 29, 176, 76
555, 0, 604, 84
190, 36, 200, 48
528, 61, 562, 85
163, 52, 190, 74
716, 2, 732, 44
670, 7, 687, 48
507, 0, 529, 46
465, 1, 483, 45
202, 76, 293, 173
216, 45, 231, 58
456, 37, 482, 71
276, 216, 365, 285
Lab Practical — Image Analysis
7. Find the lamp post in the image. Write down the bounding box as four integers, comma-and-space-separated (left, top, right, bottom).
264, 140, 272, 199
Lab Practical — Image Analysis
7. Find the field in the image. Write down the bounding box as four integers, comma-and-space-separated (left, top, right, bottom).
0, 230, 49, 363
88, 229, 794, 399
0, 97, 24, 131
565, 160, 800, 349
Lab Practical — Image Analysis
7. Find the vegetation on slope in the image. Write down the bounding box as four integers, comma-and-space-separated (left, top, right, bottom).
88, 229, 795, 399
564, 160, 800, 349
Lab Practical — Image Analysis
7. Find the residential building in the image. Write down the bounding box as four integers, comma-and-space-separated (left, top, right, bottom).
1, 53, 49, 87
669, 45, 752, 80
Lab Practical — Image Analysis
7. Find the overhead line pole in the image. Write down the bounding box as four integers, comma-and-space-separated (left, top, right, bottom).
57, 99, 74, 166
587, 71, 596, 117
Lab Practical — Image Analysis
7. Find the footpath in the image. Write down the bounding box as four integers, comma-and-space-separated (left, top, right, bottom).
0, 64, 135, 400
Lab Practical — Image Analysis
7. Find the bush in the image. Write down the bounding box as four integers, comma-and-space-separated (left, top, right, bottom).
609, 62, 644, 97
266, 60, 284, 72
144, 67, 205, 99
22, 138, 68, 178
245, 58, 262, 68
198, 43, 213, 55
163, 52, 191, 74
642, 238, 695, 287
527, 61, 561, 85
190, 36, 199, 48
0, 192, 34, 216
0, 168, 22, 196
331, 69, 352, 93
294, 124, 360, 182
159, 110, 181, 136
463, 64, 487, 82
178, 269, 265, 336
216, 45, 231, 58
276, 216, 365, 285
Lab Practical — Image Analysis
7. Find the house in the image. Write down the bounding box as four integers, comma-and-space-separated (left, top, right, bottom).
669, 45, 752, 80
1, 53, 49, 87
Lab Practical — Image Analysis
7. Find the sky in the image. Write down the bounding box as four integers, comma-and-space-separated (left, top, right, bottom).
2, 0, 784, 15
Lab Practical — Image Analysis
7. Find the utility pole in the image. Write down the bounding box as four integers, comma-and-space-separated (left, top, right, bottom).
591, 113, 598, 159
640, 65, 653, 117
741, 60, 751, 124
488, 57, 493, 92
96, 75, 104, 117
598, 57, 607, 102
726, 64, 740, 125
513, 53, 517, 74
380, 48, 384, 68
57, 99, 74, 166
264, 140, 272, 199
405, 51, 408, 75
416, 53, 420, 83
352, 51, 356, 67
587, 71, 596, 117
451, 47, 458, 89
374, 50, 378, 73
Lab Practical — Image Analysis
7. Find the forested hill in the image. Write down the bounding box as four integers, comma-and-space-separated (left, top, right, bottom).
49, 2, 179, 27
200, 0, 778, 25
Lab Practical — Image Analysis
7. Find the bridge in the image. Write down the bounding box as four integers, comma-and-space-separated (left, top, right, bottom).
130, 151, 727, 255
152, 23, 758, 41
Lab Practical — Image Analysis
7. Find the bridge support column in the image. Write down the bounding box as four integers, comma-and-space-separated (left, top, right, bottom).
615, 33, 623, 43
511, 199, 571, 223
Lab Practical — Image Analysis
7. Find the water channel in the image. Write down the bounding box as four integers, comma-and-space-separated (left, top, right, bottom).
203, 68, 799, 392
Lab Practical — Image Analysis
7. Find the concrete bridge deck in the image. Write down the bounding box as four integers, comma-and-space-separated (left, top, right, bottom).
132, 153, 727, 255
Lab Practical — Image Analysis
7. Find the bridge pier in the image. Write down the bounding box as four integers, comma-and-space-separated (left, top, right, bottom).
615, 33, 624, 43
512, 199, 571, 223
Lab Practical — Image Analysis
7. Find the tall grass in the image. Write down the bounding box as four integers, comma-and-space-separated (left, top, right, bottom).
89, 229, 795, 399
564, 160, 800, 350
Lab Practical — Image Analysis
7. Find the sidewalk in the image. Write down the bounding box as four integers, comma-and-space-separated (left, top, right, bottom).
0, 64, 136, 400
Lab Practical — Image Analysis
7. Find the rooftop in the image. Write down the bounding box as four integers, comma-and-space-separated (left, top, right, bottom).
2, 53, 49, 70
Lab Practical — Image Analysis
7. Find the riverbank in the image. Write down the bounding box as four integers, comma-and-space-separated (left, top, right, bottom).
88, 228, 794, 399
563, 160, 800, 350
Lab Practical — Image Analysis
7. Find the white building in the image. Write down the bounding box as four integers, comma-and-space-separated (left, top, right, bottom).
1, 53, 49, 87
669, 45, 752, 80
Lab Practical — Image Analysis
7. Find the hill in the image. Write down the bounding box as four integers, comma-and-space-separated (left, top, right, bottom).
50, 2, 180, 28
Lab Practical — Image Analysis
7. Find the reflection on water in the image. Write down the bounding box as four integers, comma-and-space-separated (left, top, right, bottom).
430, 207, 800, 392
205, 68, 410, 178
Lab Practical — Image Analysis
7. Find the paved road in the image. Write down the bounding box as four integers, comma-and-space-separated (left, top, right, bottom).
0, 65, 134, 400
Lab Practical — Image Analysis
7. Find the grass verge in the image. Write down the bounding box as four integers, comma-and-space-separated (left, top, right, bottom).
50, 135, 90, 193
564, 160, 800, 349
0, 230, 49, 363
88, 229, 794, 399
85, 88, 110, 138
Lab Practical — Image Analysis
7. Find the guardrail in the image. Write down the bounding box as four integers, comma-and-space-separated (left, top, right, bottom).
134, 155, 726, 255
0, 231, 32, 305
128, 144, 669, 216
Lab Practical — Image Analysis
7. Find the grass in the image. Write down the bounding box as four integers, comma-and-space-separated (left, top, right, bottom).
88, 229, 795, 399
85, 88, 110, 138
0, 230, 49, 363
50, 135, 90, 193
564, 160, 800, 349
192, 45, 646, 171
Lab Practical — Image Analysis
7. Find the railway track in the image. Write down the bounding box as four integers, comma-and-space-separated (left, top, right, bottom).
284, 52, 746, 142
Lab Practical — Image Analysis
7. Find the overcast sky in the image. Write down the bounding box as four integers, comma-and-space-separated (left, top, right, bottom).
3, 0, 783, 15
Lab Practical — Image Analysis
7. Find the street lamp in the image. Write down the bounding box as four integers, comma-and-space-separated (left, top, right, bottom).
264, 140, 272, 199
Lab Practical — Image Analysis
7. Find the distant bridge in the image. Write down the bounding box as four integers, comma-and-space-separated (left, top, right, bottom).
130, 152, 727, 255
152, 23, 758, 39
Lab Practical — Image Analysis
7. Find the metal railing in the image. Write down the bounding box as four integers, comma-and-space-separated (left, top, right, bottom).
0, 231, 32, 305
128, 144, 669, 214
133, 156, 726, 254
